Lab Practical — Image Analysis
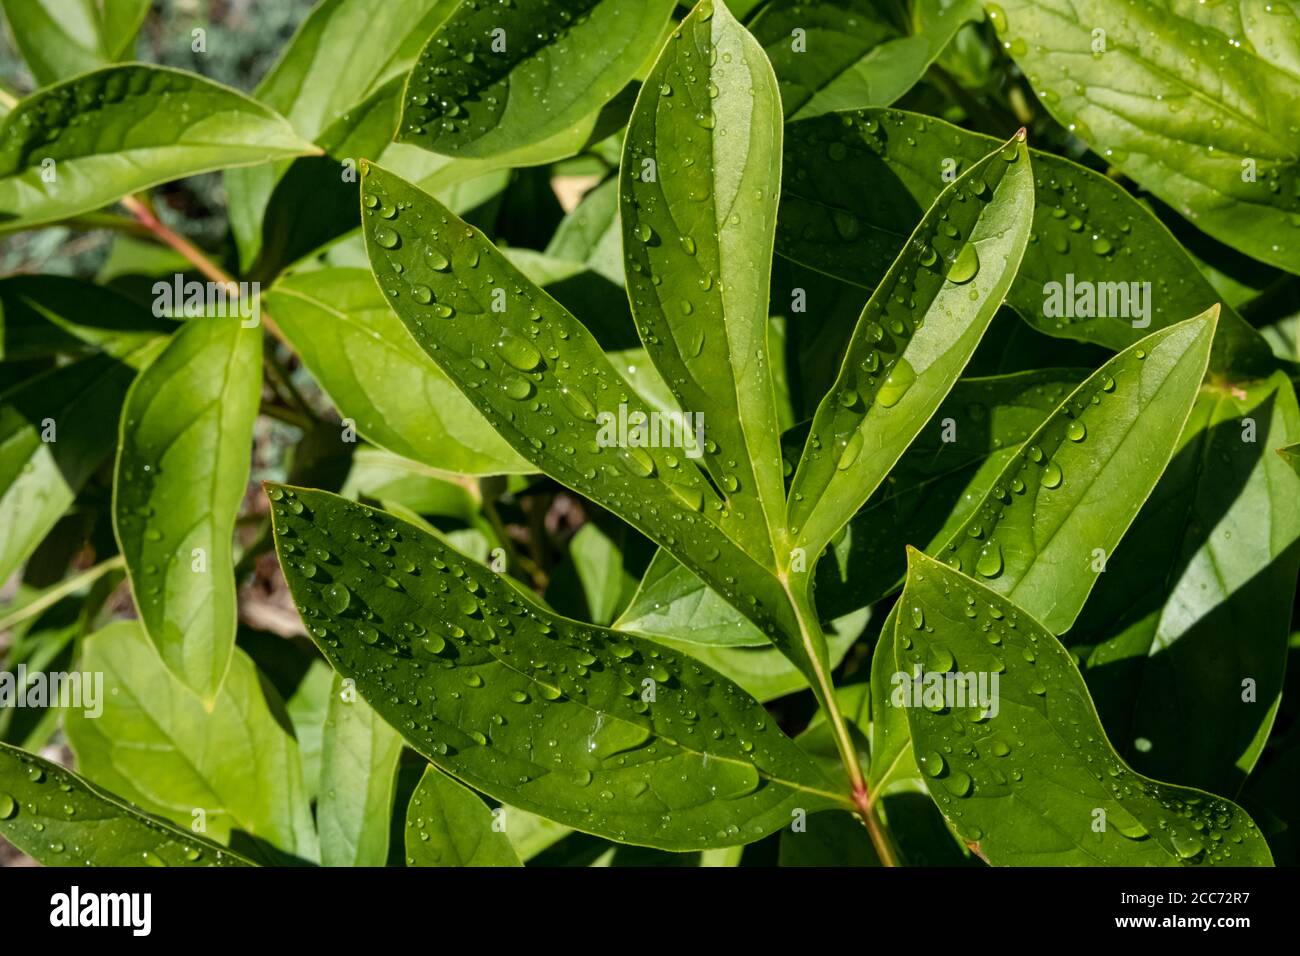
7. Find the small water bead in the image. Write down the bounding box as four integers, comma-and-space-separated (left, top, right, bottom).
0, 792, 15, 820
1067, 420, 1086, 441
425, 247, 451, 271
410, 285, 433, 305
373, 226, 400, 249
1041, 460, 1063, 488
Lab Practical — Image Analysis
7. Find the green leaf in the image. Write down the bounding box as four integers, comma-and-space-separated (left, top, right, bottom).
113, 317, 262, 703
317, 673, 405, 866
283, 657, 336, 804
226, 0, 459, 272
1069, 372, 1300, 794
65, 621, 319, 861
0, 740, 254, 867
0, 0, 150, 86
985, 0, 1300, 275
895, 549, 1273, 865
778, 108, 1270, 372
397, 0, 677, 159
268, 484, 845, 850
405, 765, 522, 866
646, 615, 863, 703
621, 0, 789, 563
617, 370, 1083, 653
1280, 441, 1300, 477
545, 177, 623, 284
923, 312, 1217, 632
616, 548, 771, 647
0, 353, 139, 587
787, 131, 1034, 560
503, 807, 573, 861
0, 275, 174, 362
871, 315, 1218, 791
266, 269, 532, 476
751, 0, 982, 119
358, 161, 821, 694
0, 65, 319, 233
547, 522, 640, 626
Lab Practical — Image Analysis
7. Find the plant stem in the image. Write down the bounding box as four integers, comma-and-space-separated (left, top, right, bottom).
782, 576, 900, 866
260, 401, 311, 431
0, 556, 125, 633
118, 194, 292, 349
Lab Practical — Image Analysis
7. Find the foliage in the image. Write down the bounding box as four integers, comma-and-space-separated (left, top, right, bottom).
1, 0, 1298, 869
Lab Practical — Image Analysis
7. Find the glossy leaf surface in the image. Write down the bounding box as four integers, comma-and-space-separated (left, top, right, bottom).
114, 317, 260, 703
778, 108, 1268, 371
986, 0, 1300, 275
266, 269, 531, 475
269, 485, 844, 850
398, 0, 676, 158
621, 0, 788, 560
0, 65, 317, 232
0, 741, 253, 867
1070, 372, 1300, 795
405, 765, 522, 866
317, 673, 405, 867
787, 131, 1034, 560
896, 550, 1273, 865
65, 622, 318, 861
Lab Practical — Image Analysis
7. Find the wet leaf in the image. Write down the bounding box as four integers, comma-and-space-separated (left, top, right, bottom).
0, 740, 254, 867
895, 549, 1273, 866
268, 484, 845, 850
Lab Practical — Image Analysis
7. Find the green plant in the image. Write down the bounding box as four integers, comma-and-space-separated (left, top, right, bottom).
0, 0, 1297, 869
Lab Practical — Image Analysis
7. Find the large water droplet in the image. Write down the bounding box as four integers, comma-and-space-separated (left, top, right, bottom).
325, 583, 351, 614
976, 542, 1003, 578
496, 333, 542, 371
877, 359, 916, 408
945, 244, 979, 284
